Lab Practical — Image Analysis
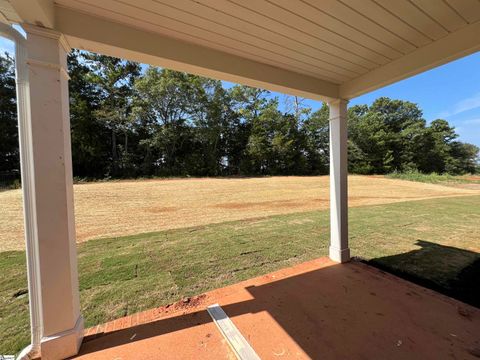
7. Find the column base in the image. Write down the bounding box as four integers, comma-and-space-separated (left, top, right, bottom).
41, 316, 84, 360
329, 246, 351, 263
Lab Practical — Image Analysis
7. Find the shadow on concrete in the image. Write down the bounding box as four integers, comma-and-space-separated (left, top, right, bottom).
74, 257, 480, 359
366, 240, 480, 308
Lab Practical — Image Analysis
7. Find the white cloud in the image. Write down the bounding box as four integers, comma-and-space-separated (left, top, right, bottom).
438, 92, 480, 118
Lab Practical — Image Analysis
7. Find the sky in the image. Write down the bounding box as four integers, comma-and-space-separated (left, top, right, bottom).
1, 36, 479, 146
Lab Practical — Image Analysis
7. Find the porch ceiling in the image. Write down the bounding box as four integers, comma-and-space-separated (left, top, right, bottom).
3, 0, 480, 100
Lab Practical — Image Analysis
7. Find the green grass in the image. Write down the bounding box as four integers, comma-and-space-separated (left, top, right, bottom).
1, 195, 480, 354
386, 170, 480, 184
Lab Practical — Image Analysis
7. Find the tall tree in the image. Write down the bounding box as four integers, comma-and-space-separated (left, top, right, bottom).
82, 52, 140, 177
302, 103, 329, 174
447, 142, 479, 174
134, 68, 198, 175
229, 86, 273, 174
348, 105, 394, 174
0, 53, 18, 177
369, 97, 426, 172
189, 78, 235, 175
69, 50, 111, 178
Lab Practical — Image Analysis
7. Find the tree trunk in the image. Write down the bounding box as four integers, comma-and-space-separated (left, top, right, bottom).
112, 130, 118, 176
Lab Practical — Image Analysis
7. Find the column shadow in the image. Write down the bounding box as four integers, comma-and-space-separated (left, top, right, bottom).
366, 240, 480, 308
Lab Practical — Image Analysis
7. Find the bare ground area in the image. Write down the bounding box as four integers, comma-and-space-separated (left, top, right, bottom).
1, 175, 479, 252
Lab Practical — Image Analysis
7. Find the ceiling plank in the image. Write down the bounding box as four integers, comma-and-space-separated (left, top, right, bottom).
231, 0, 392, 64
268, 0, 404, 59
301, 0, 416, 54
10, 0, 54, 28
445, 0, 480, 24
54, 5, 340, 101
0, 0, 21, 24
411, 0, 466, 32
197, 0, 381, 69
341, 0, 432, 48
156, 0, 367, 74
374, 0, 448, 40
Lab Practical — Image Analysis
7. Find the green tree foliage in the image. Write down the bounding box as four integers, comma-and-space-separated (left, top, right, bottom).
133, 68, 241, 176
246, 99, 303, 174
348, 98, 479, 175
0, 53, 18, 176
69, 50, 110, 178
80, 52, 141, 177
302, 103, 329, 174
0, 52, 478, 181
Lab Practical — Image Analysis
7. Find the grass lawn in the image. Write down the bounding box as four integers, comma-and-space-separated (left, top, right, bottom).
1, 195, 480, 354
2, 175, 477, 252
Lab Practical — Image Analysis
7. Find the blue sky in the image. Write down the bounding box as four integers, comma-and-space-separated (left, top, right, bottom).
1, 36, 479, 146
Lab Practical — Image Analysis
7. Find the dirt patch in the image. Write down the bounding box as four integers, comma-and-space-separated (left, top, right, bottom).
214, 198, 331, 209
211, 199, 306, 210
451, 183, 480, 190
145, 206, 177, 213
1, 175, 479, 252
175, 294, 207, 310
162, 294, 207, 313
349, 195, 423, 201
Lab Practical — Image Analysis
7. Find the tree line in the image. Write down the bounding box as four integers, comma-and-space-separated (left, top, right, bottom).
0, 51, 478, 182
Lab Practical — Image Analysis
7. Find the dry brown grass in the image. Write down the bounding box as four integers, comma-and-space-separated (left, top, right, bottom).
1, 175, 479, 252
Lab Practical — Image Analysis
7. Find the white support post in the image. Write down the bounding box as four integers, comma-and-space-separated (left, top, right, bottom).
22, 24, 83, 359
328, 99, 350, 263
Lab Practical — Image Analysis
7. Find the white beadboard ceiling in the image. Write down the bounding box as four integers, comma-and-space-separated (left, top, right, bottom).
2, 0, 480, 99
53, 0, 480, 85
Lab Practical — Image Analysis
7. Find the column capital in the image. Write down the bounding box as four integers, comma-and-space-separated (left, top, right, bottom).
327, 98, 349, 107
23, 24, 71, 80
328, 98, 348, 120
22, 23, 71, 52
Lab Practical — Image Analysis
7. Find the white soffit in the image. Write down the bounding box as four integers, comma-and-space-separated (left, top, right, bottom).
6, 0, 480, 100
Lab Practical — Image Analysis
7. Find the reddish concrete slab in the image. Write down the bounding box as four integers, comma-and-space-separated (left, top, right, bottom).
74, 258, 480, 360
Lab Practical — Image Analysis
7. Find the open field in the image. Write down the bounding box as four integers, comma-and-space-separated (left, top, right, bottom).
1, 195, 479, 354
1, 175, 479, 252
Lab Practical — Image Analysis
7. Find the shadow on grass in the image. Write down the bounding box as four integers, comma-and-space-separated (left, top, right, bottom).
366, 240, 480, 308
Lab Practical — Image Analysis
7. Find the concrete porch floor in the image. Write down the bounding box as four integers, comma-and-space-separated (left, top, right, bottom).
73, 258, 480, 360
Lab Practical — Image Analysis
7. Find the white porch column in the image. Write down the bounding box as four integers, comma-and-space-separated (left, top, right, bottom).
328, 99, 350, 263
23, 25, 83, 359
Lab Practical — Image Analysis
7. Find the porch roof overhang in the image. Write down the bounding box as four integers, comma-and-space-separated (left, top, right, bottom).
2, 2, 480, 358
2, 0, 480, 102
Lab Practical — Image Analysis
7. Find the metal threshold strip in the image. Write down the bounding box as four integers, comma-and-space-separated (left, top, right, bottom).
207, 304, 261, 360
